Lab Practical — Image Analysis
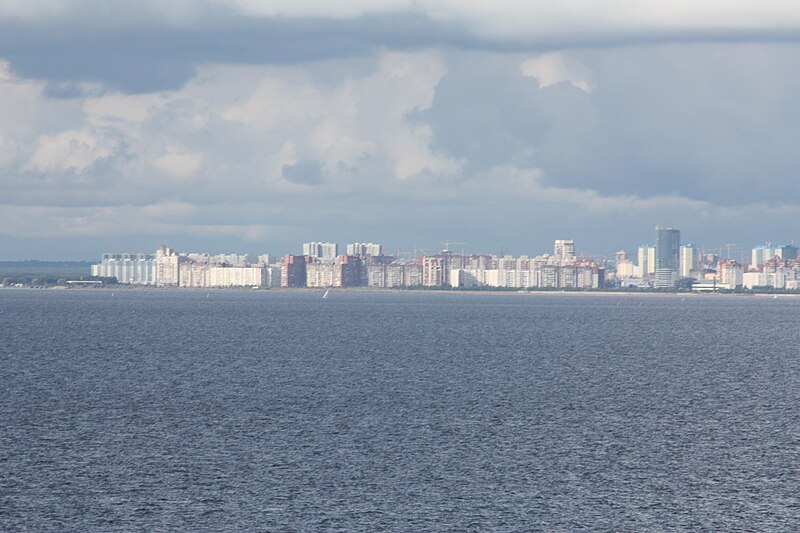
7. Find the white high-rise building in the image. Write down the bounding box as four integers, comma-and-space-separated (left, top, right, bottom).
680, 244, 697, 279
156, 245, 180, 287
638, 245, 656, 277
303, 242, 338, 261
718, 260, 743, 289
553, 239, 575, 260
346, 243, 383, 256
751, 243, 799, 268
91, 253, 156, 285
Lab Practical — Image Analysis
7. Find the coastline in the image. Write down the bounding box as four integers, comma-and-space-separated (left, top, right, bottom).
2, 285, 798, 298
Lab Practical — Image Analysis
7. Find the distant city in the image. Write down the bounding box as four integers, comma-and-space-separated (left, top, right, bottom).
81, 227, 800, 292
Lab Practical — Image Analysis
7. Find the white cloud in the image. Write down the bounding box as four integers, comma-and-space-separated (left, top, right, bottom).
221, 76, 321, 130
520, 53, 594, 92
0, 49, 461, 234
219, 50, 461, 180
153, 146, 203, 178
84, 92, 165, 129
461, 165, 702, 212
28, 129, 115, 174
0, 133, 19, 168
2, 39, 800, 256
0, 60, 75, 141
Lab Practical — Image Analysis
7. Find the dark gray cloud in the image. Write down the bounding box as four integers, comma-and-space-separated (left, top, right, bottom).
0, 13, 463, 92
3, 2, 800, 92
416, 45, 800, 205
414, 52, 550, 175
282, 160, 322, 185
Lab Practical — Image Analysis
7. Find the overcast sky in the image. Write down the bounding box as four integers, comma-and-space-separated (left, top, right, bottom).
2, 1, 800, 260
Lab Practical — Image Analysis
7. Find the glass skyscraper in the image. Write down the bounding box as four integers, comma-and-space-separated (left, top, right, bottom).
655, 226, 680, 288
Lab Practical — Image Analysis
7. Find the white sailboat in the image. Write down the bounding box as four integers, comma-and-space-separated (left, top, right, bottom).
322, 289, 330, 299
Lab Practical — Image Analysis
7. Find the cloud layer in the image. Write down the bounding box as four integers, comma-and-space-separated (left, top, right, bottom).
1, 3, 800, 259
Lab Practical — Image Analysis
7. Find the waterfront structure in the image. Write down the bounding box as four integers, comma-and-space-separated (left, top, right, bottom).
423, 255, 452, 286
654, 227, 680, 288
88, 233, 800, 293
281, 255, 308, 287
303, 242, 338, 261
741, 257, 800, 290
305, 255, 366, 288
718, 259, 743, 289
449, 257, 603, 290
91, 253, 156, 285
206, 266, 267, 287
155, 245, 180, 287
680, 244, 697, 279
91, 246, 272, 288
306, 260, 336, 288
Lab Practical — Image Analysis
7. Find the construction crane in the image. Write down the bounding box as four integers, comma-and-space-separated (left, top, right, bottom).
701, 244, 722, 263
413, 246, 433, 258
441, 240, 466, 253
723, 243, 738, 260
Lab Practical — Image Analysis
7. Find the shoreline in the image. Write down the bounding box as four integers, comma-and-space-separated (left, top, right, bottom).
2, 285, 799, 298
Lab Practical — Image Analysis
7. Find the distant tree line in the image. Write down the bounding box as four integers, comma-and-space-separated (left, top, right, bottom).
0, 275, 117, 287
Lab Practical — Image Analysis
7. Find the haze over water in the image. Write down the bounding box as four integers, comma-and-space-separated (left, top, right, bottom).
2, 290, 800, 530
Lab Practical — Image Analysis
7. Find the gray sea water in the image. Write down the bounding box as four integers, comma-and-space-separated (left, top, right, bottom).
2, 289, 800, 531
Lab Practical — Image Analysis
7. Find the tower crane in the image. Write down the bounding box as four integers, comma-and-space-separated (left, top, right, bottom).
441, 240, 467, 253
723, 243, 738, 261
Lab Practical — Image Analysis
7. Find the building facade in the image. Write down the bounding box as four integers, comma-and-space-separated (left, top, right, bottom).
91, 253, 156, 285
303, 242, 338, 261
680, 244, 697, 279
346, 242, 383, 256
655, 227, 680, 288
638, 245, 656, 277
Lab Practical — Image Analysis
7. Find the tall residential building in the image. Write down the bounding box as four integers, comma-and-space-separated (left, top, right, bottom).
614, 250, 635, 278
155, 245, 180, 287
281, 255, 308, 287
718, 260, 743, 289
654, 227, 680, 288
213, 253, 251, 266
302, 242, 338, 261
335, 255, 364, 287
680, 244, 697, 279
638, 245, 656, 277
346, 242, 383, 256
751, 243, 799, 268
91, 253, 156, 285
553, 239, 575, 260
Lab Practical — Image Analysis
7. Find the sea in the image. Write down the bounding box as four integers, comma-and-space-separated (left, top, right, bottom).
2, 289, 800, 531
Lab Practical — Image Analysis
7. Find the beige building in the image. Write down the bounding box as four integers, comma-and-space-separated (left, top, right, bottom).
680, 244, 697, 279
207, 266, 266, 287
156, 245, 180, 287
638, 245, 656, 277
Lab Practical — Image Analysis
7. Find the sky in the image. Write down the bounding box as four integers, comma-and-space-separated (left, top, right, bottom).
1, 1, 800, 260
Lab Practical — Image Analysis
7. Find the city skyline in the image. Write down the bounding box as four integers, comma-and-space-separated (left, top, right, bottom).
29, 230, 798, 265
80, 229, 800, 292
8, 232, 798, 265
